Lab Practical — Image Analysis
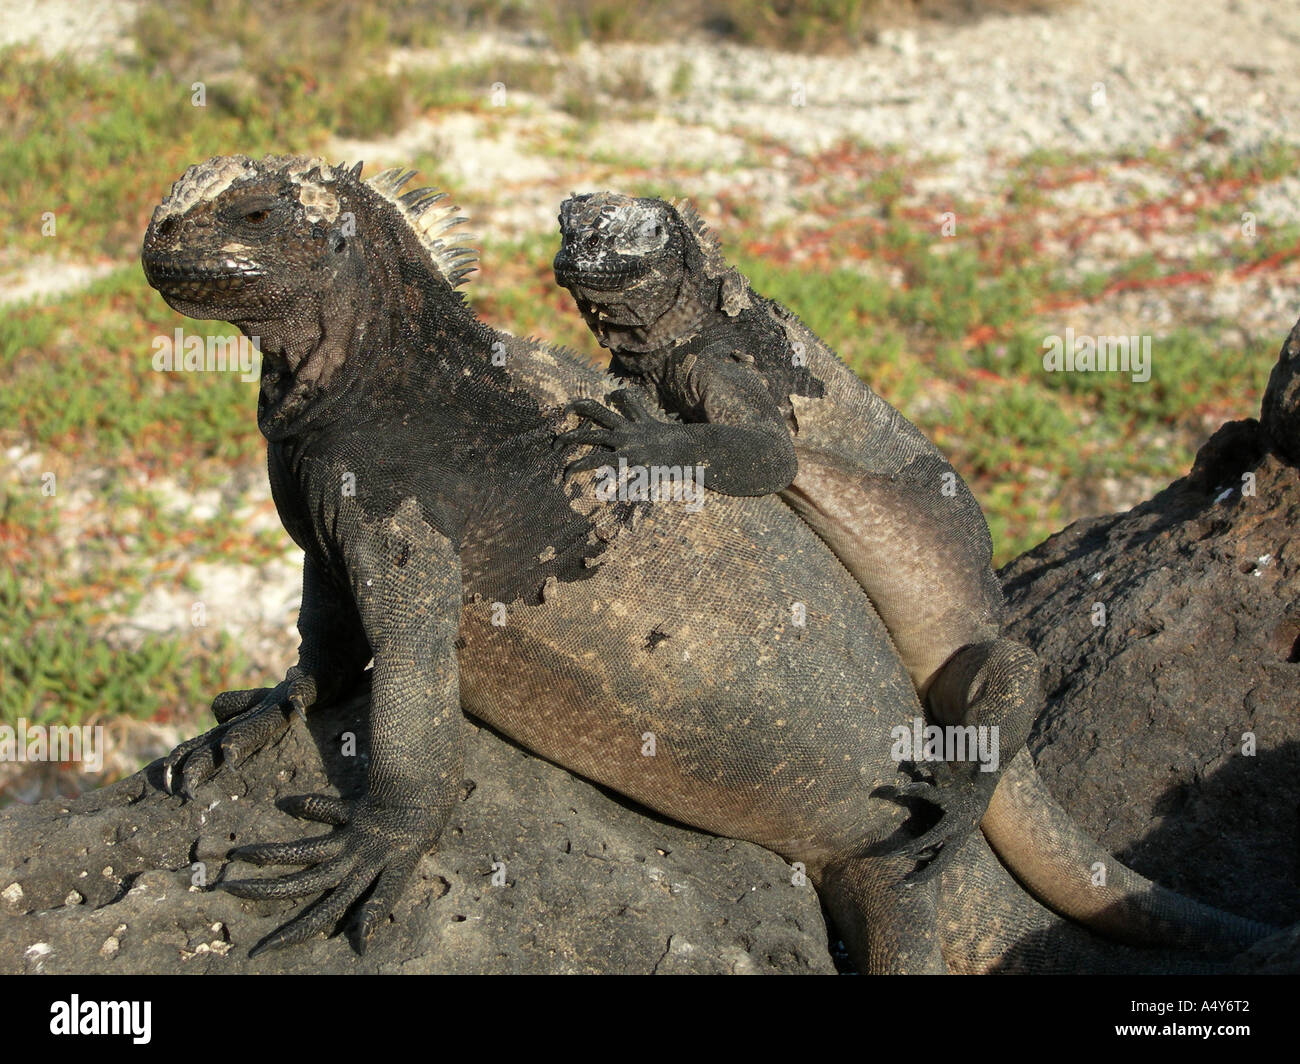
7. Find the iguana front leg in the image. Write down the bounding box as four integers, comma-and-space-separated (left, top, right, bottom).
558, 353, 797, 496
222, 502, 465, 956
163, 557, 370, 797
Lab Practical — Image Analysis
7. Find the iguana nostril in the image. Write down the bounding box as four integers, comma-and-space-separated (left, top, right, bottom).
156, 217, 177, 238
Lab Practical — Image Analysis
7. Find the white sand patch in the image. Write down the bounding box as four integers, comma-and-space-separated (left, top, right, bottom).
0, 0, 137, 59
0, 257, 117, 307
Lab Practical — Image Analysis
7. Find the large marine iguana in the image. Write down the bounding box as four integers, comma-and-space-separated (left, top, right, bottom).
138, 156, 1270, 971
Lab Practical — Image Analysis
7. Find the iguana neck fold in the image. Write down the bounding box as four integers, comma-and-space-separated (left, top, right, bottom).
253, 287, 380, 441
589, 268, 718, 357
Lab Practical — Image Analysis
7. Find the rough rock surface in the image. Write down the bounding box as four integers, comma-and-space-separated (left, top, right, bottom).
0, 691, 833, 974
1002, 323, 1300, 930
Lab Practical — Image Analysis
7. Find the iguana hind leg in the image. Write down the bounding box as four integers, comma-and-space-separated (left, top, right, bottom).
820, 853, 947, 974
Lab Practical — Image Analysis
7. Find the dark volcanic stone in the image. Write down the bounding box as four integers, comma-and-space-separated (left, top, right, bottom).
0, 694, 833, 974
1000, 366, 1300, 928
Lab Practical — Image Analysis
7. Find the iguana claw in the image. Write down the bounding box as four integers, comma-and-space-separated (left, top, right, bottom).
224, 795, 438, 957
162, 669, 318, 798
556, 390, 695, 478
868, 761, 994, 883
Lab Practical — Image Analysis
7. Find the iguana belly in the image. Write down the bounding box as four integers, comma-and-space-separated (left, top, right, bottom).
453, 493, 925, 870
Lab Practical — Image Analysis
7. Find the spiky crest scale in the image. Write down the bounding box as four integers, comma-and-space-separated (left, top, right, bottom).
365, 167, 478, 287
670, 198, 730, 278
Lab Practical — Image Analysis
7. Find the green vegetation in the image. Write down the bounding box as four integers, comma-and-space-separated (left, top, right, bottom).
0, 461, 275, 731
0, 269, 263, 471
1, 554, 257, 730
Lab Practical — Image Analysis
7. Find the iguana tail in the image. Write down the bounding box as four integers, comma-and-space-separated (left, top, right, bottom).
980, 749, 1273, 954
823, 821, 1277, 973
937, 828, 1243, 974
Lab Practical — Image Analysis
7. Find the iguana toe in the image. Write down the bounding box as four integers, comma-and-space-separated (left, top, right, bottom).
564, 451, 621, 477
211, 686, 273, 723
245, 868, 371, 957
225, 858, 350, 901
349, 864, 414, 953
562, 397, 625, 428
281, 793, 350, 825
162, 695, 297, 798
555, 426, 622, 452
224, 795, 439, 957
219, 698, 295, 766
229, 832, 345, 867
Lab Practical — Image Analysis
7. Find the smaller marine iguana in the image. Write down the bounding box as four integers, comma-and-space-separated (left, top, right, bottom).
552, 192, 1040, 809
549, 197, 1290, 951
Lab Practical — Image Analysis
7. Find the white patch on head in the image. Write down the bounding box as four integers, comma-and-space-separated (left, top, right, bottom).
563, 194, 671, 273
602, 201, 667, 260
154, 156, 260, 221
619, 205, 669, 256
154, 154, 342, 226
288, 165, 341, 224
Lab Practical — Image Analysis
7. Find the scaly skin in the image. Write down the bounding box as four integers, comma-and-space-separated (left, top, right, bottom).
551, 191, 1271, 955
140, 155, 994, 969
135, 159, 1277, 968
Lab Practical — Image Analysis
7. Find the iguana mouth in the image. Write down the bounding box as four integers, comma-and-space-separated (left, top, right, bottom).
553, 250, 651, 292
569, 293, 646, 329
141, 257, 265, 299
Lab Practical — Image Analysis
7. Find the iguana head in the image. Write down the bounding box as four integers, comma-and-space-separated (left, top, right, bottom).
553, 192, 698, 345
142, 154, 477, 434
554, 191, 744, 354
143, 155, 356, 325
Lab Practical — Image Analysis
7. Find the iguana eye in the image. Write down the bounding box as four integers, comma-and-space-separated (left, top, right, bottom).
219, 197, 282, 229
